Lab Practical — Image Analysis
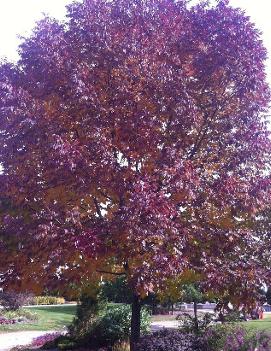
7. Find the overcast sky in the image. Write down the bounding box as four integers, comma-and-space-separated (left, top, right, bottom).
0, 0, 270, 82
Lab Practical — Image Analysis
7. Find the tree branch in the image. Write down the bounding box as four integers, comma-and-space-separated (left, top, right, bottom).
93, 197, 103, 218
96, 269, 126, 276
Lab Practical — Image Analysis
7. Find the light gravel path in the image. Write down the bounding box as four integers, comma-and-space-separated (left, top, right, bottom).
151, 320, 178, 331
0, 330, 58, 351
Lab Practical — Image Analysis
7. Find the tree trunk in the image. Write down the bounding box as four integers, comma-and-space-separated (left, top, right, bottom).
152, 301, 156, 315
130, 294, 141, 351
193, 301, 199, 333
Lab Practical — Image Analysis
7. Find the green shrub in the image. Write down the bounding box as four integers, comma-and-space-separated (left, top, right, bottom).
69, 293, 104, 339
68, 300, 150, 349
222, 310, 244, 323
177, 312, 213, 335
32, 296, 65, 305
42, 335, 79, 351
93, 304, 150, 346
2, 308, 38, 321
42, 335, 77, 351
57, 340, 77, 350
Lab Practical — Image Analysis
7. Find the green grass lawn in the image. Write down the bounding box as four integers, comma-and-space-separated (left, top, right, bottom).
0, 305, 77, 333
242, 314, 271, 332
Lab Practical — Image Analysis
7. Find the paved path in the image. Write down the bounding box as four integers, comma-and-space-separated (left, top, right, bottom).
0, 330, 58, 351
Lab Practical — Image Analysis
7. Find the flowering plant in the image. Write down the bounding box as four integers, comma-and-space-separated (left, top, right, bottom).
31, 332, 62, 347
0, 317, 16, 325
222, 327, 271, 351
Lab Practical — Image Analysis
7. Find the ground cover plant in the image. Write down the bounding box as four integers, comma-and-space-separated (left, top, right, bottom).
1, 0, 271, 349
0, 308, 38, 327
136, 329, 196, 351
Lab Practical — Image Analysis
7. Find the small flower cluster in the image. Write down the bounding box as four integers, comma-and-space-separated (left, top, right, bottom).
0, 317, 16, 325
32, 332, 62, 347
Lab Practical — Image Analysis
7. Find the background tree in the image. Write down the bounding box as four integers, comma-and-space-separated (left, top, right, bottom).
0, 0, 270, 348
101, 277, 133, 304
182, 284, 204, 331
266, 288, 271, 305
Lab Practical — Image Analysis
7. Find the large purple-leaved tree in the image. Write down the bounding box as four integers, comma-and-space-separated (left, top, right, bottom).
0, 0, 270, 348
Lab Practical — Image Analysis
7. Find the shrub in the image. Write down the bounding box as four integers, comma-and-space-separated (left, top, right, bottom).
2, 308, 38, 322
112, 340, 130, 351
91, 304, 150, 346
69, 300, 150, 349
136, 329, 196, 351
0, 291, 33, 311
201, 325, 271, 351
32, 296, 65, 305
55, 337, 77, 350
222, 327, 271, 351
217, 309, 245, 323
69, 293, 104, 339
200, 323, 237, 351
32, 332, 62, 347
177, 312, 213, 335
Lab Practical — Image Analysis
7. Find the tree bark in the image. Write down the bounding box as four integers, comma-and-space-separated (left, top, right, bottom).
130, 294, 141, 351
193, 301, 199, 333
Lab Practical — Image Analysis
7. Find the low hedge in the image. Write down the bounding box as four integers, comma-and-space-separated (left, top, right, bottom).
32, 296, 65, 305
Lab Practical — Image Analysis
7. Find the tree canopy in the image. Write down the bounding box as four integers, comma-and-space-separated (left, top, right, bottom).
0, 0, 270, 312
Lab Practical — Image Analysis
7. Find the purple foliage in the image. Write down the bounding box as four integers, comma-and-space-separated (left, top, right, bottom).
0, 317, 16, 325
223, 327, 271, 351
31, 332, 62, 347
136, 329, 197, 351
222, 328, 246, 351
0, 0, 270, 304
0, 291, 33, 311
